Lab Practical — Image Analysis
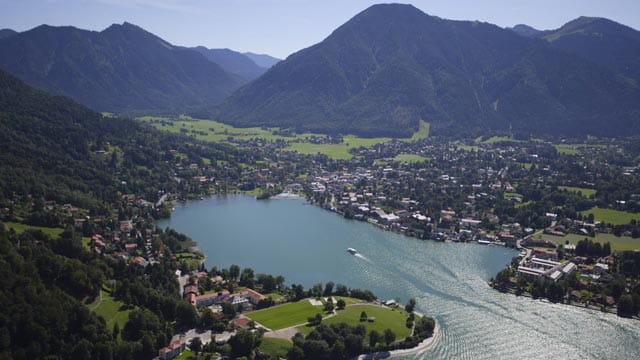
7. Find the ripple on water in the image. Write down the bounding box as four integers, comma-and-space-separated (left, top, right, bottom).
160, 196, 640, 360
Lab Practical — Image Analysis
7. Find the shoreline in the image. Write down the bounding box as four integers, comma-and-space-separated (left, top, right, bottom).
356, 320, 441, 359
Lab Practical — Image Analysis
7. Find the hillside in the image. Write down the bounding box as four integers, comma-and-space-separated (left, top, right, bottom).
0, 29, 16, 39
212, 4, 640, 138
542, 17, 640, 82
191, 46, 268, 81
0, 67, 245, 213
0, 23, 243, 114
244, 52, 281, 68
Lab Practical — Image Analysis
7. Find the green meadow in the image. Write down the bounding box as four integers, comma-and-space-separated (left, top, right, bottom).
580, 207, 640, 226
558, 186, 596, 197
247, 300, 323, 330
138, 116, 429, 160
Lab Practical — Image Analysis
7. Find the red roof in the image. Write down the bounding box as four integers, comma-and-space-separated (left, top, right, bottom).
232, 317, 251, 328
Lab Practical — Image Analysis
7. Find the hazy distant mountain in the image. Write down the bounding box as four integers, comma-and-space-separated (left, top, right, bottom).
0, 23, 243, 114
509, 24, 550, 38
542, 17, 640, 82
243, 52, 281, 68
0, 29, 17, 39
213, 4, 640, 138
191, 46, 267, 81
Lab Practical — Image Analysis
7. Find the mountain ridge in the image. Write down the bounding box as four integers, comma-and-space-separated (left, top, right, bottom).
0, 22, 244, 114
190, 46, 268, 81
212, 4, 640, 138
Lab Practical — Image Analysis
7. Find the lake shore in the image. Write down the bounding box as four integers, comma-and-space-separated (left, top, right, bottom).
357, 320, 441, 359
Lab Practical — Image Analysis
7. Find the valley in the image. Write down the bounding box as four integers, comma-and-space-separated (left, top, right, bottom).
0, 2, 639, 359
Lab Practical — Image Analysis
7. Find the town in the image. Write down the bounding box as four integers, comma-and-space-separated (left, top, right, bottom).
3, 120, 639, 359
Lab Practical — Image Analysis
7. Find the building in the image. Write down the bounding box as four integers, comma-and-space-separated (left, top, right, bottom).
159, 339, 185, 360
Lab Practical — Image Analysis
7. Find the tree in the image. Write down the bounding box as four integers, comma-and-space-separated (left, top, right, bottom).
176, 301, 198, 328
200, 307, 216, 328
383, 329, 396, 346
617, 295, 635, 317
190, 337, 202, 352
335, 284, 348, 296
228, 329, 259, 358
229, 264, 240, 280
324, 301, 334, 313
287, 345, 305, 360
359, 311, 368, 322
323, 282, 334, 296
336, 298, 346, 310
405, 298, 416, 313
311, 283, 323, 298
368, 330, 381, 348
112, 322, 120, 340
239, 267, 255, 288
342, 333, 362, 357
222, 302, 237, 318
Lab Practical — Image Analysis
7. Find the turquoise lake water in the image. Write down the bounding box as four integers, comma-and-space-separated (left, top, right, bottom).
158, 195, 640, 359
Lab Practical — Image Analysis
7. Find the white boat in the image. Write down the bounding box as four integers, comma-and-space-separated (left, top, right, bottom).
347, 247, 358, 255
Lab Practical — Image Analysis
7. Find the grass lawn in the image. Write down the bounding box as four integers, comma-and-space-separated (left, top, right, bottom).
393, 153, 429, 163
334, 297, 362, 306
247, 300, 323, 330
480, 136, 520, 144
580, 207, 640, 225
553, 144, 579, 155
259, 338, 292, 358
402, 120, 430, 142
298, 304, 411, 344
558, 186, 596, 197
284, 142, 354, 160
455, 144, 479, 151
537, 232, 640, 251
140, 116, 429, 160
92, 289, 131, 332
503, 192, 523, 200
174, 350, 212, 360
4, 221, 65, 238
263, 292, 285, 303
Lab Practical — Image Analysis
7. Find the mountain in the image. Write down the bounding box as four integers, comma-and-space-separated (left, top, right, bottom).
509, 24, 549, 38
212, 4, 640, 138
191, 46, 267, 81
244, 52, 281, 68
541, 17, 640, 82
0, 23, 244, 114
0, 29, 17, 39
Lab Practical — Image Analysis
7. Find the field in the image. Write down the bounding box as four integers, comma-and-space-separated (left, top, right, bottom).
284, 142, 356, 160
246, 300, 323, 330
393, 153, 429, 163
479, 136, 520, 145
580, 207, 640, 225
539, 232, 640, 252
91, 289, 131, 332
553, 144, 580, 155
558, 186, 596, 197
403, 120, 430, 142
259, 338, 292, 358
298, 304, 411, 343
138, 116, 429, 160
4, 221, 65, 238
503, 192, 523, 200
3, 222, 91, 249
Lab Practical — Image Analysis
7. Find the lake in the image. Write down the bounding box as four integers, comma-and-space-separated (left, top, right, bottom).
158, 195, 640, 359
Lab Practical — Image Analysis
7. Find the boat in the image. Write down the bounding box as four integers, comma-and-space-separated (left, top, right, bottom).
347, 248, 358, 255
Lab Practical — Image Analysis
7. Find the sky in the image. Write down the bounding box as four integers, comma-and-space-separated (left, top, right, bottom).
1, 0, 639, 59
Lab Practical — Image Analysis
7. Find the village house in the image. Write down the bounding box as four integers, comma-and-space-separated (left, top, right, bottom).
159, 339, 185, 360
